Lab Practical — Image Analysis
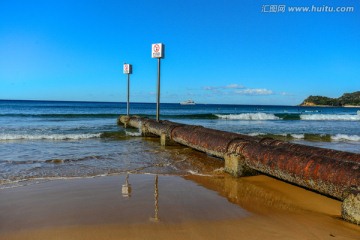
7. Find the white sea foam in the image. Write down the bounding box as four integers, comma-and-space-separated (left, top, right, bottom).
213, 167, 225, 174
125, 122, 143, 136
125, 130, 142, 137
248, 133, 287, 137
0, 133, 101, 141
331, 134, 360, 142
246, 133, 360, 142
187, 170, 213, 177
247, 132, 266, 136
216, 113, 280, 120
300, 114, 360, 121
290, 134, 305, 139
0, 174, 112, 189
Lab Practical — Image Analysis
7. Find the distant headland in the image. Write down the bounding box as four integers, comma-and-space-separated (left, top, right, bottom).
300, 91, 360, 107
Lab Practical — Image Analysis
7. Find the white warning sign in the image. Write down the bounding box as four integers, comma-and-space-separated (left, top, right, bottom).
123, 63, 131, 74
152, 43, 164, 58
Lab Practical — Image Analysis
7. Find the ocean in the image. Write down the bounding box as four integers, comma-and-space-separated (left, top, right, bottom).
1, 100, 360, 188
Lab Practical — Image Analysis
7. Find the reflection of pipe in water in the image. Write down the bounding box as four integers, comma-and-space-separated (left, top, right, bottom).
150, 175, 159, 222
122, 174, 132, 198
184, 175, 299, 214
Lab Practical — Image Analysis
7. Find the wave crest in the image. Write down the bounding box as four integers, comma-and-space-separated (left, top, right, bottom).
216, 113, 280, 120
332, 134, 360, 142
248, 133, 360, 142
300, 114, 360, 121
0, 133, 101, 141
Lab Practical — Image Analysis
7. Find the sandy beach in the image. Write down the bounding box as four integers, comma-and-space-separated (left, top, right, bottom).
1, 174, 359, 240
1, 0, 360, 238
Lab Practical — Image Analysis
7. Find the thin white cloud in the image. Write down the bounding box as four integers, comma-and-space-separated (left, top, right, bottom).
203, 86, 219, 90
225, 84, 244, 89
204, 83, 245, 91
235, 88, 273, 95
279, 91, 293, 96
202, 84, 290, 97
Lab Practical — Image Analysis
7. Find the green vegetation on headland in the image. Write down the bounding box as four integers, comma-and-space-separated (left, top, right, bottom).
300, 91, 360, 107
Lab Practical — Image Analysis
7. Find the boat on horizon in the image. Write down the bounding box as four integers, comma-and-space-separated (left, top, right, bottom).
180, 100, 196, 105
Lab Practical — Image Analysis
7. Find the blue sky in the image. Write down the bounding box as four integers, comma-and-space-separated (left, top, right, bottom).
0, 0, 359, 105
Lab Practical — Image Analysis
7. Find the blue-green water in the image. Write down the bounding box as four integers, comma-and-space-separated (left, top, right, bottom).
1, 100, 360, 187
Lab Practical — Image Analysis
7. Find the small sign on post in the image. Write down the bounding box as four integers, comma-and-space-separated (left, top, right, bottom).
123, 63, 132, 116
123, 63, 132, 74
152, 43, 164, 59
152, 43, 164, 122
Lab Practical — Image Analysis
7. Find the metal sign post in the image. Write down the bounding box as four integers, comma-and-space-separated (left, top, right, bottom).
152, 43, 164, 122
156, 58, 161, 122
123, 63, 132, 116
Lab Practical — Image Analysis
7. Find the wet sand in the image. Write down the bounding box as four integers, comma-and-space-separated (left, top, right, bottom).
1, 174, 360, 240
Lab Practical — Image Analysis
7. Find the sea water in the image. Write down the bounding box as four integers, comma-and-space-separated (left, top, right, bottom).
1, 100, 360, 188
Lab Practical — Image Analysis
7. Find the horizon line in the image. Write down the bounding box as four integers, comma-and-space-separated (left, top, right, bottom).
0, 99, 298, 107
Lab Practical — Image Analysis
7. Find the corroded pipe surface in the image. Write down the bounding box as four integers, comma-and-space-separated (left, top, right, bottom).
232, 141, 360, 200
171, 125, 256, 158
118, 116, 360, 201
259, 138, 360, 164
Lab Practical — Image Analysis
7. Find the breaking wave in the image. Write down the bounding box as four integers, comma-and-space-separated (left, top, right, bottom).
0, 133, 101, 141
125, 130, 142, 137
248, 133, 360, 142
332, 134, 360, 142
216, 113, 280, 120
300, 114, 360, 121
1, 112, 359, 121
216, 113, 360, 121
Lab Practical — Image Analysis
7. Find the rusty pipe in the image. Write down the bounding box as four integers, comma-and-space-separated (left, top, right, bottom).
228, 140, 360, 200
123, 116, 360, 164
118, 116, 360, 201
258, 138, 360, 164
